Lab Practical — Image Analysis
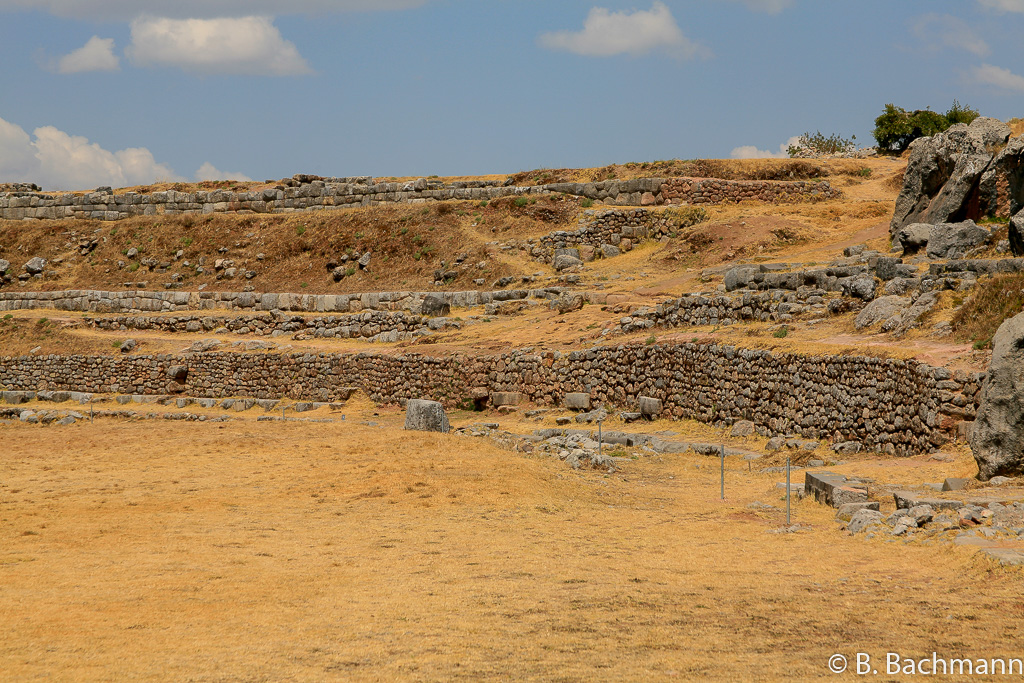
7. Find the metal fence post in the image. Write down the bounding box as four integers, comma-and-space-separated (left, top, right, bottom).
720, 444, 725, 500
786, 457, 792, 526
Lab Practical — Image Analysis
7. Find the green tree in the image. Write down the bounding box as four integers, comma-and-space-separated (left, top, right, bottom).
873, 101, 981, 154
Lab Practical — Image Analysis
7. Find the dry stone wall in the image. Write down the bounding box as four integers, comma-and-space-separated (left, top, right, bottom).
0, 342, 980, 456
87, 310, 458, 342
613, 289, 832, 334
0, 175, 840, 222
0, 286, 571, 315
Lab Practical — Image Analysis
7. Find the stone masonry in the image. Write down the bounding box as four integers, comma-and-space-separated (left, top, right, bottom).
0, 175, 840, 222
0, 342, 979, 456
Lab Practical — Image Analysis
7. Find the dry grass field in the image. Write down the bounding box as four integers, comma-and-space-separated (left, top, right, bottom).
2, 403, 1021, 681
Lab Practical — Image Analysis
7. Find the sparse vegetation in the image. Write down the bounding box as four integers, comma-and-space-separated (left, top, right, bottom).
787, 131, 856, 157
952, 272, 1024, 347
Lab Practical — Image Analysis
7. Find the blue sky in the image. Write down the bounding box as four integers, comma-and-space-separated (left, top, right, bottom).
0, 0, 1022, 190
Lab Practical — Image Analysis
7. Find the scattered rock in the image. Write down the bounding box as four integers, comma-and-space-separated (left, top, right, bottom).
551, 293, 584, 314
120, 338, 137, 354
23, 257, 46, 275
848, 508, 886, 534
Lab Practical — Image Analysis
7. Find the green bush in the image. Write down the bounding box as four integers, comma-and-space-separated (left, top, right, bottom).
787, 131, 855, 156
873, 101, 979, 154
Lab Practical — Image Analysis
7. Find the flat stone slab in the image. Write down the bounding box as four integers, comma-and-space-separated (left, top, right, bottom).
893, 491, 965, 511
805, 471, 869, 508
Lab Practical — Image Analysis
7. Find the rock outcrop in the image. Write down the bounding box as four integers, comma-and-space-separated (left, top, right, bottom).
1011, 213, 1024, 257
891, 117, 1012, 238
971, 311, 1024, 480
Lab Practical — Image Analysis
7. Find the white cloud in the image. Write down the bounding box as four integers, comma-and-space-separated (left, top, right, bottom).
726, 0, 794, 13
730, 136, 801, 159
0, 115, 183, 190
55, 36, 120, 74
909, 14, 989, 56
978, 0, 1024, 12
0, 0, 428, 20
126, 16, 311, 76
195, 162, 253, 182
538, 2, 708, 59
973, 63, 1024, 92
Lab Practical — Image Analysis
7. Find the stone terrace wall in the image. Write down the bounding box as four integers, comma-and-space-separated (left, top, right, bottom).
0, 176, 840, 222
0, 286, 577, 315
0, 342, 980, 455
613, 289, 832, 334
87, 310, 457, 343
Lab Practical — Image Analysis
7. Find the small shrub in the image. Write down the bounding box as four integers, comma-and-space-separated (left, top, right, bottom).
354, 231, 363, 239
296, 225, 306, 236
345, 267, 356, 277
773, 326, 789, 339
3, 314, 12, 321
181, 237, 193, 247
300, 282, 308, 289
112, 340, 122, 349
788, 131, 855, 156
645, 335, 656, 345
514, 197, 529, 208
128, 263, 139, 272
581, 198, 594, 208
857, 168, 872, 178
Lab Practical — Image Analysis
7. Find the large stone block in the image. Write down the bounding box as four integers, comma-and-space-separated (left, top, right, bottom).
404, 399, 450, 433
638, 396, 662, 418
804, 471, 868, 508
564, 392, 591, 411
490, 392, 521, 407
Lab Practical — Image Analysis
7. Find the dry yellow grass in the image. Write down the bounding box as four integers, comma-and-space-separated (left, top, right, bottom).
1, 408, 1021, 681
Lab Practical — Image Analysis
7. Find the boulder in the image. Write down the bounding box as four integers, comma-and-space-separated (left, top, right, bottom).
925, 220, 990, 259
874, 256, 910, 281
564, 393, 591, 411
421, 293, 450, 317
551, 293, 584, 314
883, 291, 938, 336
553, 254, 583, 271
891, 117, 1011, 237
599, 244, 621, 259
23, 257, 46, 274
120, 338, 137, 354
971, 311, 1024, 480
854, 295, 910, 330
0, 258, 9, 275
841, 274, 877, 301
404, 399, 450, 433
847, 508, 886, 534
724, 266, 760, 292
1011, 213, 1024, 257
893, 223, 933, 255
